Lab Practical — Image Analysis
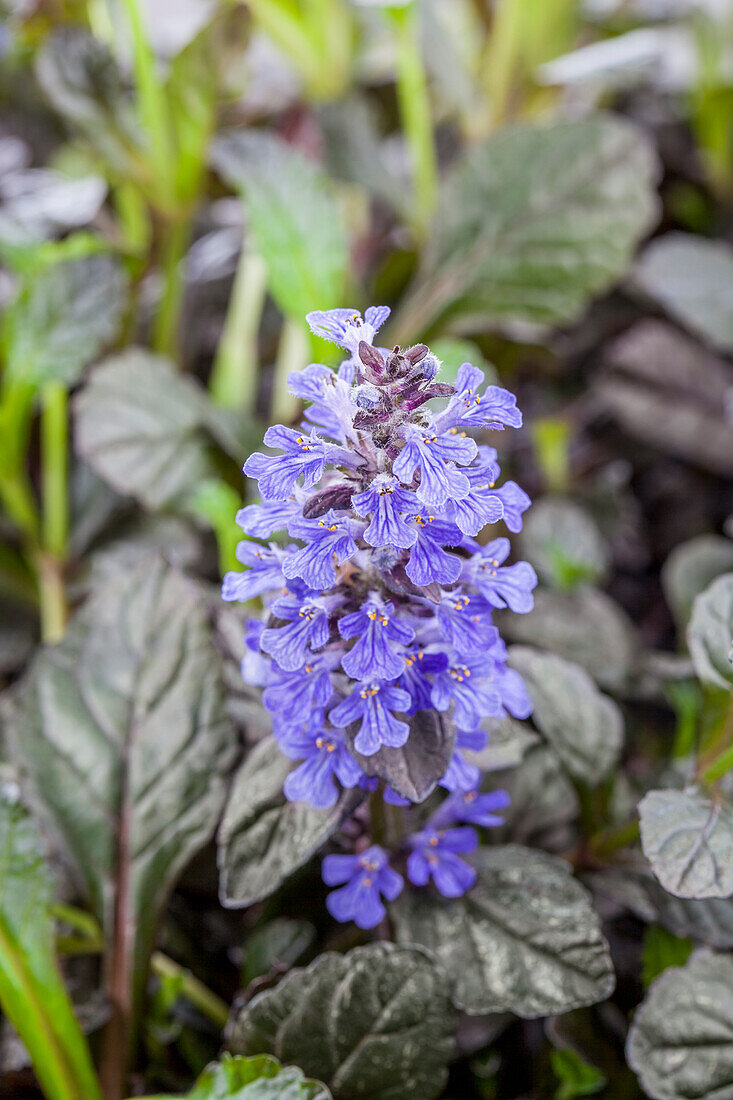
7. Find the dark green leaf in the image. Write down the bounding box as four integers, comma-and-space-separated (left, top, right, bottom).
212, 132, 348, 318
597, 320, 733, 479
508, 647, 624, 784
6, 560, 236, 1035
346, 709, 456, 802
627, 950, 733, 1100
227, 943, 456, 1100
241, 919, 316, 988
217, 737, 350, 909
391, 846, 614, 1018
639, 787, 733, 899
75, 348, 215, 510
633, 233, 733, 352
0, 787, 102, 1100
393, 114, 659, 340
36, 27, 142, 174
494, 744, 579, 849
590, 866, 733, 949
141, 1052, 331, 1099
688, 573, 733, 691
499, 585, 636, 692
663, 536, 733, 634
1, 253, 127, 387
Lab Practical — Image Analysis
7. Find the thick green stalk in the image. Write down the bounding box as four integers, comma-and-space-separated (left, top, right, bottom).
210, 249, 268, 409
38, 382, 69, 644
271, 316, 308, 424
41, 382, 68, 561
121, 0, 174, 207
153, 218, 191, 360
391, 5, 438, 240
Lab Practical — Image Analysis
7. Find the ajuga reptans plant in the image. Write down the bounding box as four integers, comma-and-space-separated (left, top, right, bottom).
224, 306, 538, 927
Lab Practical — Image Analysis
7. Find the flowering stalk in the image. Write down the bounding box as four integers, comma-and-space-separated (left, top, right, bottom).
224, 305, 537, 926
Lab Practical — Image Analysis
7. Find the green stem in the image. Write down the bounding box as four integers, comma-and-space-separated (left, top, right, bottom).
391, 5, 437, 240
271, 316, 308, 424
41, 382, 68, 561
588, 817, 640, 860
37, 382, 69, 644
153, 218, 191, 360
150, 952, 229, 1029
121, 0, 174, 206
37, 553, 67, 645
210, 249, 268, 409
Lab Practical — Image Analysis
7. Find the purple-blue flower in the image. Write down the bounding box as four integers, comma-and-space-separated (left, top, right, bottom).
439, 728, 487, 793
244, 426, 329, 500
434, 363, 522, 433
435, 590, 496, 653
306, 306, 390, 356
446, 457, 504, 537
491, 480, 531, 533
352, 474, 419, 549
406, 826, 478, 897
322, 845, 403, 928
236, 493, 305, 538
260, 595, 331, 671
393, 422, 476, 508
405, 515, 462, 586
279, 719, 363, 809
227, 302, 536, 903
397, 646, 448, 714
284, 510, 358, 590
431, 654, 504, 728
330, 681, 411, 756
262, 653, 338, 720
465, 537, 537, 613
450, 787, 510, 827
222, 541, 287, 602
338, 597, 415, 680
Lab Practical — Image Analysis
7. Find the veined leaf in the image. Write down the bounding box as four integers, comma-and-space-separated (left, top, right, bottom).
508, 647, 624, 785
627, 950, 733, 1100
663, 536, 733, 633
217, 737, 350, 909
392, 114, 659, 341
211, 131, 348, 319
391, 845, 614, 1017
75, 348, 216, 510
0, 787, 102, 1100
1, 253, 127, 388
6, 560, 236, 1061
688, 573, 733, 692
639, 787, 733, 899
227, 943, 456, 1100
36, 27, 143, 176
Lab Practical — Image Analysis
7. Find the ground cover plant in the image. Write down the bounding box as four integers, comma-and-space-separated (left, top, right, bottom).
1, 0, 733, 1098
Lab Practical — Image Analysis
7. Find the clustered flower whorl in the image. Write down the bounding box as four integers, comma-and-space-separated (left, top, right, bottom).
224, 305, 538, 925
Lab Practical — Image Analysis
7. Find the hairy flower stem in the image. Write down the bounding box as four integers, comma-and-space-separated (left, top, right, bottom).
210, 248, 268, 409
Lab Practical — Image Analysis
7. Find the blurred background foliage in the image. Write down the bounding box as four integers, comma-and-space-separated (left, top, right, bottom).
1, 1, 733, 1099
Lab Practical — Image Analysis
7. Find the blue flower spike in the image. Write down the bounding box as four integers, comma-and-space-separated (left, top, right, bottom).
224, 305, 537, 926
